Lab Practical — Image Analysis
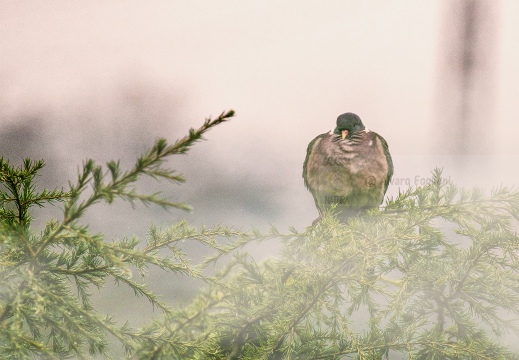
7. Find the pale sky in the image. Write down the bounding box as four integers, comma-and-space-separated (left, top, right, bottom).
1, 1, 439, 153
1, 1, 518, 231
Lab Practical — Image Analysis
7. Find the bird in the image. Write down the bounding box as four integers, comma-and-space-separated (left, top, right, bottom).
303, 112, 393, 223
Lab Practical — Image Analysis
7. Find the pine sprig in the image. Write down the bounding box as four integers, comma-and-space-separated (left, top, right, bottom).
0, 111, 242, 359
0, 158, 70, 227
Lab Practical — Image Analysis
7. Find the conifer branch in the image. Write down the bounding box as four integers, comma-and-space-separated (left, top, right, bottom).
3, 115, 519, 358
0, 111, 239, 358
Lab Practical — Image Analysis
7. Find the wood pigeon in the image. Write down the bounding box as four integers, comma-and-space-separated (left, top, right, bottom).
303, 112, 393, 222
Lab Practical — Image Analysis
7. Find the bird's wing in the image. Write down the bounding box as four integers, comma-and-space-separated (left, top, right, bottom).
303, 133, 323, 189
303, 133, 327, 212
378, 134, 393, 194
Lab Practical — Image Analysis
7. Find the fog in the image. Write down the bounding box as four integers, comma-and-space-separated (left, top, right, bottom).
1, 0, 519, 352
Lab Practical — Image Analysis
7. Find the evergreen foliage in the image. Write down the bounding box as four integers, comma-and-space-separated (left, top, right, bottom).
1, 111, 519, 359
141, 171, 519, 360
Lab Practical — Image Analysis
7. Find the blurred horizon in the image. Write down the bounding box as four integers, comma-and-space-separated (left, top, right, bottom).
1, 0, 518, 241
3, 3, 518, 209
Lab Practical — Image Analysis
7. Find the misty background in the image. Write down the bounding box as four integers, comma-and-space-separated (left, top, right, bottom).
1, 0, 519, 347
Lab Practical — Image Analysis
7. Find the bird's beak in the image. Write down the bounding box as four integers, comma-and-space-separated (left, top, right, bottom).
341, 130, 348, 140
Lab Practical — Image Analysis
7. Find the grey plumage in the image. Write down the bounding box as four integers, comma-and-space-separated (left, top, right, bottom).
303, 113, 393, 222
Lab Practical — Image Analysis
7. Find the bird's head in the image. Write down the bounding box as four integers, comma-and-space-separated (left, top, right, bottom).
333, 113, 365, 140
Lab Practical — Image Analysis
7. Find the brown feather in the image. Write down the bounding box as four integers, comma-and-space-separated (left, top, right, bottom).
303, 129, 393, 220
